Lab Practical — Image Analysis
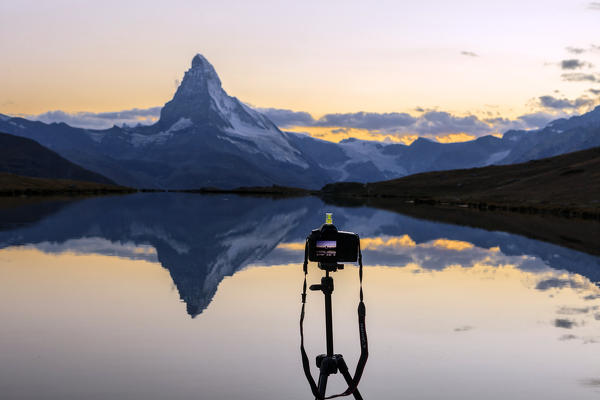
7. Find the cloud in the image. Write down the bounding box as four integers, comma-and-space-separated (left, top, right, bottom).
566, 46, 586, 54
588, 2, 600, 10
561, 72, 598, 82
557, 306, 597, 315
460, 51, 479, 57
27, 102, 584, 144
280, 106, 573, 143
535, 277, 586, 290
256, 107, 315, 128
589, 88, 600, 95
560, 59, 593, 70
436, 133, 477, 143
554, 318, 577, 329
454, 325, 474, 332
512, 111, 559, 127
482, 111, 565, 133
413, 111, 490, 135
313, 112, 417, 130
559, 334, 578, 341
331, 127, 350, 134
261, 108, 493, 139
29, 107, 161, 129
539, 95, 594, 110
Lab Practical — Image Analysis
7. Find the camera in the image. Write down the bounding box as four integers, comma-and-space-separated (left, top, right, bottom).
307, 220, 359, 264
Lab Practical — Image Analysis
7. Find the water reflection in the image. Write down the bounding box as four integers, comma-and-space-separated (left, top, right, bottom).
0, 193, 599, 318
1, 194, 600, 399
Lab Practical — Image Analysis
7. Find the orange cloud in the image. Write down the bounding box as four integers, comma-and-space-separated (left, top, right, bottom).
276, 242, 305, 251
286, 125, 417, 144
361, 235, 417, 249
430, 239, 474, 251
435, 133, 477, 143
278, 236, 477, 252
277, 235, 418, 252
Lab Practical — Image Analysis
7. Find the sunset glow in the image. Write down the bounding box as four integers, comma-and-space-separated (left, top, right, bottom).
1, 0, 599, 143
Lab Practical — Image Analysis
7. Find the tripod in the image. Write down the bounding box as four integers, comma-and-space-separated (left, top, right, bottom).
309, 263, 363, 400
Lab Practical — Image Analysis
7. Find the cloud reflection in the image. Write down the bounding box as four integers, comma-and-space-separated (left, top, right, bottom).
31, 238, 158, 262
580, 378, 600, 387
277, 235, 547, 272
454, 326, 474, 332
559, 334, 578, 341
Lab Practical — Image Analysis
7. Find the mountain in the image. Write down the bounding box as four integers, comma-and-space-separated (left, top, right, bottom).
0, 55, 330, 189
0, 132, 114, 184
498, 107, 600, 164
0, 54, 599, 189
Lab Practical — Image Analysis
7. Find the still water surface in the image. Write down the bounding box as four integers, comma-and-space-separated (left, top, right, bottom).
0, 193, 599, 399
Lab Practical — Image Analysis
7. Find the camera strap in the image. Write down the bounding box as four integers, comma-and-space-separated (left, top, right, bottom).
299, 239, 369, 399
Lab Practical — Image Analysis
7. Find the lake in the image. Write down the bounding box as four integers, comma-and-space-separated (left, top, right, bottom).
0, 193, 599, 399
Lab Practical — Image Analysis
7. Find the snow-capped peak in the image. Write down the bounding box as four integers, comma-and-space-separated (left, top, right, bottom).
156, 54, 308, 167
190, 54, 221, 84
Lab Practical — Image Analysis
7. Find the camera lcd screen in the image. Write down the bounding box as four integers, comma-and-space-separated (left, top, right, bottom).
316, 240, 336, 257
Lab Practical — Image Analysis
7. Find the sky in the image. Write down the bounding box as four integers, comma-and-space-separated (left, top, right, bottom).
1, 0, 599, 143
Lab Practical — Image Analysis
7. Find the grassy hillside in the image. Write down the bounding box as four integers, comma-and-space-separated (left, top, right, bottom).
321, 146, 600, 218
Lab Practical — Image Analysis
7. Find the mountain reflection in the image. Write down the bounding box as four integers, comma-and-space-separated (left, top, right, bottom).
0, 193, 598, 317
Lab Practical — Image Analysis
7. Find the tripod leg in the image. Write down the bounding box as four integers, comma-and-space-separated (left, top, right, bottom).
316, 370, 328, 399
336, 357, 364, 400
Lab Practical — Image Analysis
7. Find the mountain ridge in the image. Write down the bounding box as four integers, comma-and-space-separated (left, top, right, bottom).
0, 54, 599, 189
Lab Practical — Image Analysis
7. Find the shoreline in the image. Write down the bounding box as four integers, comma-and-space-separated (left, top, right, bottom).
0, 188, 598, 256
2, 184, 598, 220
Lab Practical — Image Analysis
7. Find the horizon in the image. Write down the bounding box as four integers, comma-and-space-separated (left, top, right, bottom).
1, 1, 600, 144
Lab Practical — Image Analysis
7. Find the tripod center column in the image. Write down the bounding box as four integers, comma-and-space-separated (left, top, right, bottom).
322, 275, 335, 356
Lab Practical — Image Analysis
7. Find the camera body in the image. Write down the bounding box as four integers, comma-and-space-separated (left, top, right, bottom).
307, 223, 359, 264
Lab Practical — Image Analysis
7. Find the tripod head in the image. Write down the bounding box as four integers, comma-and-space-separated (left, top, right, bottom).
318, 262, 344, 272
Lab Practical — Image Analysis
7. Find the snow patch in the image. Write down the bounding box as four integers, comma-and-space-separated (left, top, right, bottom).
203, 207, 308, 291
87, 131, 105, 143
217, 134, 260, 155
207, 81, 308, 167
334, 139, 407, 180
130, 131, 173, 147
9, 121, 25, 129
128, 118, 192, 147
168, 117, 192, 132
484, 150, 511, 165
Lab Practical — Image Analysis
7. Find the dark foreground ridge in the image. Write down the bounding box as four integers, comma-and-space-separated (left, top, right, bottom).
0, 173, 135, 196
321, 146, 600, 220
0, 132, 115, 184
